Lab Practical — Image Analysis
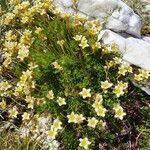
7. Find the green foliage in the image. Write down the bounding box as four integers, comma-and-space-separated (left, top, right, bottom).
0, 1, 150, 149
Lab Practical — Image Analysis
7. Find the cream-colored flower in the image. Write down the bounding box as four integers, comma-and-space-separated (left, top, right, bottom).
92, 101, 102, 109
67, 112, 76, 123
47, 129, 57, 140
98, 120, 106, 128
22, 112, 30, 120
113, 57, 122, 65
95, 105, 107, 117
49, 140, 60, 150
17, 45, 29, 61
73, 35, 82, 41
113, 86, 124, 97
0, 81, 11, 96
35, 27, 43, 34
25, 96, 34, 109
101, 80, 113, 90
79, 137, 91, 150
113, 104, 126, 120
67, 112, 85, 124
52, 61, 63, 70
113, 82, 128, 97
47, 90, 54, 100
134, 74, 143, 81
87, 117, 98, 128
79, 88, 91, 99
51, 119, 62, 131
5, 30, 17, 41
57, 40, 65, 48
75, 114, 86, 124
118, 65, 128, 76
57, 97, 66, 106
20, 29, 33, 45
9, 107, 18, 118
95, 94, 103, 103
79, 37, 89, 49
9, 0, 20, 5
3, 12, 15, 25
139, 69, 150, 79
0, 100, 7, 109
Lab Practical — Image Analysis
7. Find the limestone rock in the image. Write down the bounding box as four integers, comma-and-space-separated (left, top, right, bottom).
124, 37, 150, 72
143, 36, 150, 43
98, 29, 126, 53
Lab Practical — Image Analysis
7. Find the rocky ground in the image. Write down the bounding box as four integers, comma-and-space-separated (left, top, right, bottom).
124, 0, 150, 35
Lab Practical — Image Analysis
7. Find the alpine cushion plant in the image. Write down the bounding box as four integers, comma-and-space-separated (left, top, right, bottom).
0, 0, 150, 149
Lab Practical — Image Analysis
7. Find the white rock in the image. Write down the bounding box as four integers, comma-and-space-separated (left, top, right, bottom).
143, 36, 150, 43
99, 30, 150, 71
124, 37, 150, 72
98, 30, 126, 53
54, 0, 142, 37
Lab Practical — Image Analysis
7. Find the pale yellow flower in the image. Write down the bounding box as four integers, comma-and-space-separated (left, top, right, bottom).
47, 90, 54, 100
20, 29, 33, 45
92, 101, 102, 109
67, 112, 85, 124
22, 112, 30, 120
113, 104, 126, 120
79, 137, 91, 150
47, 129, 57, 140
101, 80, 113, 90
113, 57, 122, 65
25, 96, 34, 109
95, 41, 101, 48
35, 27, 43, 34
79, 88, 91, 99
0, 81, 11, 96
0, 100, 7, 109
95, 94, 103, 103
113, 86, 124, 97
87, 117, 98, 128
79, 37, 89, 49
73, 35, 82, 41
98, 120, 106, 129
3, 13, 15, 25
9, 0, 20, 6
17, 45, 29, 61
5, 30, 17, 41
118, 65, 128, 76
57, 40, 65, 48
139, 69, 150, 79
9, 107, 18, 118
134, 74, 143, 81
52, 61, 63, 70
67, 112, 76, 123
113, 82, 128, 97
57, 97, 66, 106
51, 119, 62, 131
75, 114, 86, 124
95, 105, 107, 117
